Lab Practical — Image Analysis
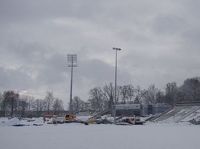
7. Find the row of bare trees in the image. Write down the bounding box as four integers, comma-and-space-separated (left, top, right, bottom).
71, 77, 200, 113
0, 91, 64, 117
1, 77, 200, 116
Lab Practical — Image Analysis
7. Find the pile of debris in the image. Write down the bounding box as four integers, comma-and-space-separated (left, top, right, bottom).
44, 113, 144, 125
189, 119, 200, 125
116, 116, 144, 125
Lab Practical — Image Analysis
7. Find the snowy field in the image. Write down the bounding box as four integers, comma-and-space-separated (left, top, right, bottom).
0, 118, 200, 149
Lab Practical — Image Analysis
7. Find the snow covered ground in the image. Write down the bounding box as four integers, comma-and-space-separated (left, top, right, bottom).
0, 118, 200, 149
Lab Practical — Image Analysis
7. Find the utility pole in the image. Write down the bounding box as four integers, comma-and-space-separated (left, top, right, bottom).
113, 47, 122, 124
67, 54, 77, 113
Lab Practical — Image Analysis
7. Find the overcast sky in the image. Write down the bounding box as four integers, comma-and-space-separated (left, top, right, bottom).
0, 0, 200, 107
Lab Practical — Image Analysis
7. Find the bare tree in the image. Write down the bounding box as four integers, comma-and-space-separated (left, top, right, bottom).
119, 85, 129, 104
3, 91, 19, 117
134, 86, 143, 104
32, 99, 45, 116
103, 83, 114, 109
156, 90, 165, 103
177, 77, 200, 103
53, 98, 64, 114
44, 91, 54, 114
27, 96, 35, 111
33, 99, 40, 113
70, 96, 86, 113
89, 87, 105, 112
142, 85, 158, 104
127, 85, 135, 103
0, 92, 3, 111
18, 98, 28, 117
165, 82, 178, 106
119, 85, 135, 104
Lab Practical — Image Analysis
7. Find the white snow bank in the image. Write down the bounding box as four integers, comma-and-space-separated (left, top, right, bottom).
0, 117, 44, 126
0, 118, 21, 126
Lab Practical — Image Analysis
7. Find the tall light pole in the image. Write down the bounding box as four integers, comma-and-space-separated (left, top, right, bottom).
113, 47, 122, 123
67, 54, 77, 113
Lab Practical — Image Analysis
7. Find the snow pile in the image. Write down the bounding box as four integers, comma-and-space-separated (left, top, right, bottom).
0, 117, 44, 126
0, 118, 22, 126
76, 116, 91, 121
31, 117, 44, 124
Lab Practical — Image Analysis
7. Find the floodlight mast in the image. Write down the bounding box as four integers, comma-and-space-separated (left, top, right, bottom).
113, 47, 122, 124
67, 54, 77, 113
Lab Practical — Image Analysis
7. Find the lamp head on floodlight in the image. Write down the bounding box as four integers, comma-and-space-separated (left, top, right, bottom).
67, 54, 77, 67
113, 47, 122, 51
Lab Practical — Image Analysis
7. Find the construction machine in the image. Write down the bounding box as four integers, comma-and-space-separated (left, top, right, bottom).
65, 114, 76, 122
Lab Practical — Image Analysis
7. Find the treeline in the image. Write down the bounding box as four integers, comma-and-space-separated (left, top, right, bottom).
0, 91, 64, 117
1, 77, 200, 117
70, 77, 200, 113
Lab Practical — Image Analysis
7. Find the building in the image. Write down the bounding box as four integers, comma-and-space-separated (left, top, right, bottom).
141, 103, 172, 116
113, 104, 141, 116
113, 103, 171, 117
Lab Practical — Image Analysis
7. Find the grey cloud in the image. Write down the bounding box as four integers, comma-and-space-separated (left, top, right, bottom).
0, 0, 105, 24
78, 59, 114, 83
0, 67, 33, 90
0, 0, 200, 102
152, 15, 186, 35
181, 29, 200, 53
36, 53, 67, 85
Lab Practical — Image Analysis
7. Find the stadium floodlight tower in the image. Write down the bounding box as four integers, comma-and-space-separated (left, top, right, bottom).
67, 54, 77, 113
113, 47, 122, 124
